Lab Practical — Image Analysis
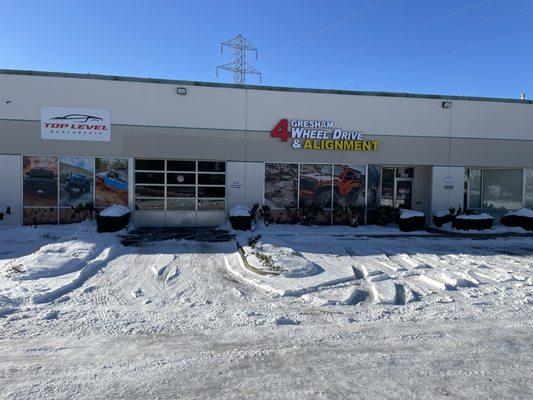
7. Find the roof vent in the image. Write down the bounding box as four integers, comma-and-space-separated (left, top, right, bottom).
520, 93, 526, 100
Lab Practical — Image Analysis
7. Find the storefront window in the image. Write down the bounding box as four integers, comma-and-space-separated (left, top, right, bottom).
135, 171, 164, 184
198, 161, 226, 172
467, 169, 481, 210
525, 170, 533, 208
367, 166, 381, 210
332, 165, 366, 225
395, 167, 414, 178
135, 159, 164, 171
198, 174, 225, 185
381, 167, 394, 207
395, 180, 413, 209
379, 167, 413, 210
264, 163, 298, 210
95, 158, 129, 209
366, 165, 381, 224
167, 186, 195, 198
135, 185, 165, 198
167, 172, 196, 185
167, 160, 195, 171
167, 199, 195, 211
198, 199, 225, 211
299, 164, 332, 209
482, 169, 523, 211
198, 186, 225, 198
135, 199, 164, 210
22, 155, 59, 225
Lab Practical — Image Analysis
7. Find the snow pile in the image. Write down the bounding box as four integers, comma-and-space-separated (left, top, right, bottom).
274, 316, 300, 326
400, 210, 425, 219
433, 210, 450, 218
99, 204, 130, 217
131, 288, 143, 298
243, 241, 323, 278
229, 205, 251, 217
150, 254, 176, 278
230, 237, 357, 296
41, 310, 59, 320
279, 254, 323, 278
252, 223, 433, 237
439, 222, 526, 234
0, 294, 20, 317
0, 221, 124, 309
9, 240, 99, 281
455, 213, 493, 220
504, 208, 533, 218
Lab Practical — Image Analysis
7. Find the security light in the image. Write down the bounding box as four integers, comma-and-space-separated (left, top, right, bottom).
177, 87, 187, 95
442, 101, 452, 109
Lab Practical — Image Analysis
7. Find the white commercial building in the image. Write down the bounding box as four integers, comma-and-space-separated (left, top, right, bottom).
0, 69, 532, 226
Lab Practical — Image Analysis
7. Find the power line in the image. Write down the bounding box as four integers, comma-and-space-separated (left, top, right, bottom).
266, 0, 386, 57
197, 53, 223, 81
342, 29, 529, 85
292, 0, 499, 85
363, 0, 491, 49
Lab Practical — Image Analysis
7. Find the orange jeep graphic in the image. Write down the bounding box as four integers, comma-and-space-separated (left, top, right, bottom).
295, 165, 362, 204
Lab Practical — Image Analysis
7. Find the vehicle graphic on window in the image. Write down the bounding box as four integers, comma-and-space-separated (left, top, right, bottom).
50, 114, 103, 123
96, 170, 128, 191
24, 167, 57, 195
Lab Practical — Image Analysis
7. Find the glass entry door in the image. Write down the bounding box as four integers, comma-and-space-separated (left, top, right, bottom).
394, 179, 413, 209
380, 166, 414, 209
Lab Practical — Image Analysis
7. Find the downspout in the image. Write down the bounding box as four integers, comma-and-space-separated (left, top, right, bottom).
447, 100, 454, 209
244, 88, 248, 206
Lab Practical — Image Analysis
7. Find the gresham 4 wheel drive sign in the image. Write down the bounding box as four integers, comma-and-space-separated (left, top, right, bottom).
271, 119, 379, 151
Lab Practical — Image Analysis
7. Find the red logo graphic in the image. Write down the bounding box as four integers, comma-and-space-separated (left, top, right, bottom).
271, 119, 289, 142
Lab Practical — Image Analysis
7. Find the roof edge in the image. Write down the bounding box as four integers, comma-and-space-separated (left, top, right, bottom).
1, 68, 532, 105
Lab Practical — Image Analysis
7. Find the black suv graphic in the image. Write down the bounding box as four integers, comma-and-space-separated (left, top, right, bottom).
50, 114, 103, 123
65, 173, 91, 197
24, 168, 56, 195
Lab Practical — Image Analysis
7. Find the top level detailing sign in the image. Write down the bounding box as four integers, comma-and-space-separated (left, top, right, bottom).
41, 107, 111, 142
271, 119, 379, 151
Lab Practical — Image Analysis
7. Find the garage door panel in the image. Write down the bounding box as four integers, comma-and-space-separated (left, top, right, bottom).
134, 158, 226, 227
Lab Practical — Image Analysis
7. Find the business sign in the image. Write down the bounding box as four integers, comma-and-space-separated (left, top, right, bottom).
41, 107, 111, 142
271, 119, 379, 152
444, 176, 455, 190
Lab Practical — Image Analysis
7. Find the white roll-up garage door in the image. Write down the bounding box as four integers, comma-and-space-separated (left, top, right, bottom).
133, 159, 226, 227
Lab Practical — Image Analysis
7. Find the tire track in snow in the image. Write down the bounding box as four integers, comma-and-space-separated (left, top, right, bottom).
32, 246, 118, 304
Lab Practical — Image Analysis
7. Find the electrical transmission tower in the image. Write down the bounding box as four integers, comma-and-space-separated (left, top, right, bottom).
217, 34, 261, 84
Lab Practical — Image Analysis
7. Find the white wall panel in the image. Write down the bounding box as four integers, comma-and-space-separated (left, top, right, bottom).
0, 155, 22, 225
245, 162, 264, 207
226, 162, 246, 210
226, 161, 264, 210
2, 73, 532, 141
246, 89, 451, 137
0, 75, 247, 131
431, 166, 465, 218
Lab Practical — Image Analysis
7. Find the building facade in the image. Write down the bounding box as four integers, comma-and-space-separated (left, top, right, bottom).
0, 69, 532, 226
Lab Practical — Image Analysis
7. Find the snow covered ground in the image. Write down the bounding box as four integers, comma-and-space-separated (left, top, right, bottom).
0, 222, 532, 399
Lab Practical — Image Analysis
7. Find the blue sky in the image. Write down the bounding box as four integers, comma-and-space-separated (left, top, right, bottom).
1, 0, 531, 98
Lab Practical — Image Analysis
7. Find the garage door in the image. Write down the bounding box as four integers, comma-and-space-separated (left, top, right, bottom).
133, 159, 226, 226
